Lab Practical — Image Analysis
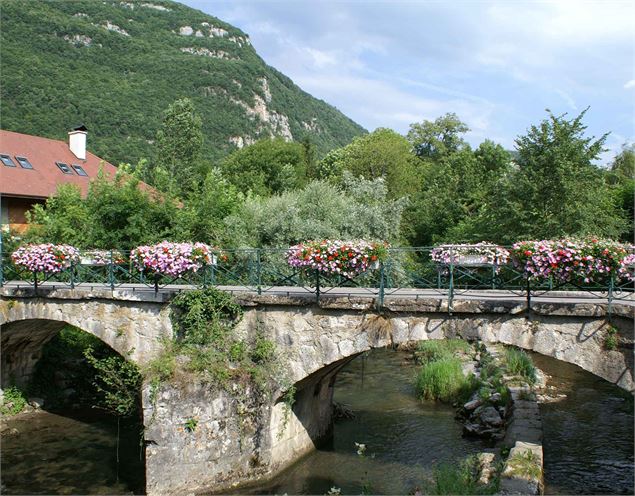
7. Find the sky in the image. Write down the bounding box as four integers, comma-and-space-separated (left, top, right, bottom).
182, 0, 634, 164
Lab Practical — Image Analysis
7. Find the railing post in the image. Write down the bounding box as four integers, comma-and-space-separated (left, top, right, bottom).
526, 277, 532, 317
377, 261, 385, 310
70, 263, 75, 289
256, 249, 262, 295
607, 276, 614, 321
448, 246, 454, 314
315, 270, 320, 302
109, 250, 115, 291
209, 263, 216, 287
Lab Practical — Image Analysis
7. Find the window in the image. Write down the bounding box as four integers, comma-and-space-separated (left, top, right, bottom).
0, 154, 16, 167
72, 164, 88, 176
15, 156, 33, 169
56, 162, 72, 174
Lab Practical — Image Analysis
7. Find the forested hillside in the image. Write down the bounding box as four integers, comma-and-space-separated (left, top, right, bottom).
0, 0, 365, 165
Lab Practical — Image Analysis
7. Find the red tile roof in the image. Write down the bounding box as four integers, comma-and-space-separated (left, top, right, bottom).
0, 129, 122, 199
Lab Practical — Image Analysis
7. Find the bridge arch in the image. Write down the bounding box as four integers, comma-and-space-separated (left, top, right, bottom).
0, 295, 172, 388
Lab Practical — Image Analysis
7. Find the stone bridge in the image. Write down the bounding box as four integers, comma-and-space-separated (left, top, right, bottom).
1, 286, 633, 495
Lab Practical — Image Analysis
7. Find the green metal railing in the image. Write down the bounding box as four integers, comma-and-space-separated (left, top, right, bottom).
1, 247, 633, 313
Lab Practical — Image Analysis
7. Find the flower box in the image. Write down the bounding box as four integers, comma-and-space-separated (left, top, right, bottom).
286, 239, 388, 278
80, 250, 126, 266
12, 243, 80, 274
130, 241, 216, 278
431, 243, 509, 268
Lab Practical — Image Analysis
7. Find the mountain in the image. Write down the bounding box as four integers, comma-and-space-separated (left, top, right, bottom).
0, 0, 365, 165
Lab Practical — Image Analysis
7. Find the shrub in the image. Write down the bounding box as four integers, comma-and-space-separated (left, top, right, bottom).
0, 386, 28, 416
604, 326, 619, 351
416, 357, 476, 403
426, 455, 498, 495
251, 337, 276, 364
416, 339, 470, 365
504, 348, 536, 385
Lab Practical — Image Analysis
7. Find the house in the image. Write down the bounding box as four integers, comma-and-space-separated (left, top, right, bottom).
1, 127, 124, 233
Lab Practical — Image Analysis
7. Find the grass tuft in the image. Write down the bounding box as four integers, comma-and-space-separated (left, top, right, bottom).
503, 347, 536, 385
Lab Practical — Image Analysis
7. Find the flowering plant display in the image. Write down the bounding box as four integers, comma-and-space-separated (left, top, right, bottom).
80, 249, 126, 266
11, 243, 80, 274
510, 238, 634, 284
431, 242, 510, 266
131, 241, 216, 278
286, 240, 388, 278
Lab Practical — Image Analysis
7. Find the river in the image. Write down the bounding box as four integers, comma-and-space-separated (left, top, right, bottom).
1, 347, 633, 495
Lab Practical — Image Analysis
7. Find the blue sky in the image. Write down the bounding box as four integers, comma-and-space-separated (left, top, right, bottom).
182, 0, 634, 164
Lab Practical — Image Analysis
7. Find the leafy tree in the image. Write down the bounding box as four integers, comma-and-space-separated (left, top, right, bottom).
221, 138, 308, 196
403, 145, 509, 245
26, 184, 90, 247
313, 128, 424, 198
606, 144, 634, 242
224, 172, 408, 247
152, 98, 204, 194
27, 168, 178, 249
406, 113, 470, 161
174, 169, 242, 244
468, 109, 627, 243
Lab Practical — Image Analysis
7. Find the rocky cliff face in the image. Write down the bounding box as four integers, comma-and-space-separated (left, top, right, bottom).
0, 0, 366, 164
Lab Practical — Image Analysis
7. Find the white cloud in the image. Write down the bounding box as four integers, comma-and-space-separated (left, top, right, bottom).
625, 80, 635, 89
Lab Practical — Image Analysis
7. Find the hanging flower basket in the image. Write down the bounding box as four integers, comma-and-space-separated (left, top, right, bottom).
80, 249, 126, 266
511, 238, 634, 284
286, 239, 388, 278
11, 243, 80, 290
130, 241, 217, 279
12, 243, 80, 274
431, 243, 510, 267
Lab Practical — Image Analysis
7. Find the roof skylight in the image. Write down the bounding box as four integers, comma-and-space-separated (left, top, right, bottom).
0, 154, 16, 167
72, 164, 88, 176
56, 162, 73, 174
15, 156, 33, 169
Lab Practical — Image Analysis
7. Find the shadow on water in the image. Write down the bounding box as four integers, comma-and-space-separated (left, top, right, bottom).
530, 352, 634, 495
239, 348, 490, 495
1, 408, 144, 495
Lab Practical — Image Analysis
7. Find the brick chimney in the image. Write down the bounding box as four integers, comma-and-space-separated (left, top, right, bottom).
68, 125, 88, 160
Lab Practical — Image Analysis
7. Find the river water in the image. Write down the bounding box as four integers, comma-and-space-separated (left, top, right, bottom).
1, 347, 633, 495
531, 352, 634, 495
0, 409, 143, 495
242, 348, 490, 495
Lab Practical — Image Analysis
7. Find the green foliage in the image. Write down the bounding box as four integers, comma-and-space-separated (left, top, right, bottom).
426, 455, 498, 495
505, 450, 542, 480
503, 348, 536, 385
467, 109, 626, 243
224, 173, 407, 247
604, 325, 619, 351
27, 170, 178, 250
84, 346, 142, 417
416, 357, 476, 403
251, 335, 276, 364
184, 417, 199, 433
173, 169, 242, 244
170, 287, 243, 346
403, 144, 511, 246
606, 144, 635, 242
407, 113, 470, 161
151, 98, 204, 195
0, 386, 28, 416
221, 138, 309, 196
416, 339, 470, 364
314, 128, 425, 198
0, 0, 364, 166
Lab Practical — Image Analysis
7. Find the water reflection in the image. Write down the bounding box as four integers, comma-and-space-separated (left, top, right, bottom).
531, 352, 634, 495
